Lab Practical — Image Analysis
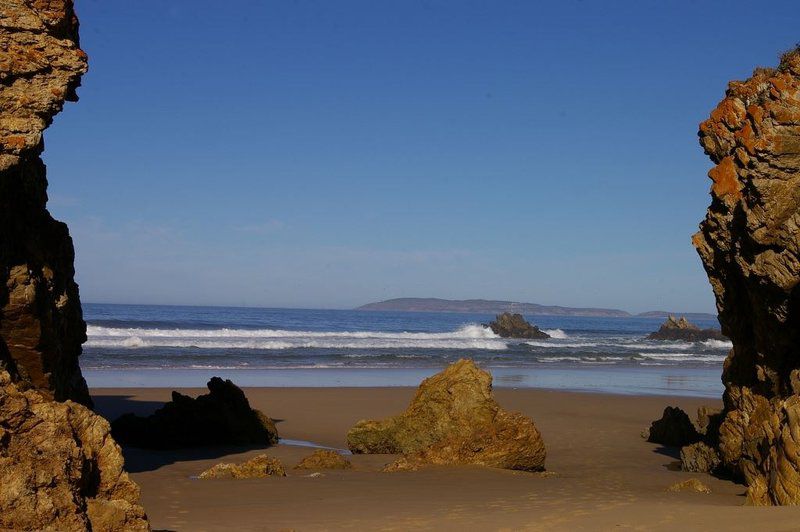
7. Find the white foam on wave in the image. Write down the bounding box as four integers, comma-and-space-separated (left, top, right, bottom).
525, 341, 598, 348
85, 324, 507, 351
638, 352, 727, 362
543, 328, 569, 339
702, 339, 733, 349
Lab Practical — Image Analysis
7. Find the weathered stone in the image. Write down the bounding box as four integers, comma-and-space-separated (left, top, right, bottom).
486, 313, 550, 339
347, 359, 546, 471
666, 478, 712, 494
294, 449, 353, 470
681, 442, 721, 474
0, 371, 149, 531
112, 377, 278, 449
646, 316, 727, 342
694, 47, 800, 506
0, 0, 91, 406
694, 405, 723, 436
646, 407, 701, 448
199, 454, 286, 479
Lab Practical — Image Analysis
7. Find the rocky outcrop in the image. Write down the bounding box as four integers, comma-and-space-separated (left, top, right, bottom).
0, 0, 91, 406
199, 454, 286, 479
645, 406, 701, 448
0, 371, 149, 531
486, 313, 550, 339
347, 359, 546, 471
692, 48, 800, 505
666, 478, 712, 494
294, 449, 353, 470
681, 441, 721, 474
646, 316, 727, 342
112, 377, 278, 449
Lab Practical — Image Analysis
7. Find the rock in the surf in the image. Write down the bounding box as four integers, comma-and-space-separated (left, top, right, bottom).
112, 377, 278, 449
199, 454, 286, 479
294, 449, 353, 470
646, 316, 726, 342
486, 313, 550, 339
347, 359, 546, 471
646, 407, 701, 447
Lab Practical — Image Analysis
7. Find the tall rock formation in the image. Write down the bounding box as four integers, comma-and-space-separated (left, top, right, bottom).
693, 48, 800, 505
0, 2, 150, 528
0, 0, 91, 405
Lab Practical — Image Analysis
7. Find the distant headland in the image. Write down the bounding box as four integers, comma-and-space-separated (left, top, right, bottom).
356, 298, 717, 320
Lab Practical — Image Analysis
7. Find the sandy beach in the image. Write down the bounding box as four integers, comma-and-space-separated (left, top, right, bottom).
91, 386, 800, 531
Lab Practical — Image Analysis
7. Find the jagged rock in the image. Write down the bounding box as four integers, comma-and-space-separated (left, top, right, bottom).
199, 454, 286, 479
0, 0, 91, 406
486, 313, 550, 339
666, 478, 712, 494
294, 449, 352, 470
646, 407, 701, 447
347, 359, 546, 471
646, 316, 727, 342
112, 377, 278, 449
681, 442, 721, 474
0, 371, 149, 531
693, 47, 800, 505
694, 406, 722, 436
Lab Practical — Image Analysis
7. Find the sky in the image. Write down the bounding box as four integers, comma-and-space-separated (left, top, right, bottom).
44, 0, 799, 313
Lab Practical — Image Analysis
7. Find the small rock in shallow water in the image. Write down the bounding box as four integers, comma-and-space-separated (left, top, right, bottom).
199, 455, 286, 479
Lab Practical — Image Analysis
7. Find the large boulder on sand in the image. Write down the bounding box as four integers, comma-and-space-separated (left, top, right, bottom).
486, 313, 550, 339
112, 377, 278, 449
646, 406, 701, 447
0, 371, 149, 531
346, 359, 546, 471
646, 316, 726, 342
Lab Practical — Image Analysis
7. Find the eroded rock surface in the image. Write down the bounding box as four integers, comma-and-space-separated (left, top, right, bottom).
112, 377, 279, 449
347, 359, 546, 471
0, 0, 91, 406
486, 313, 550, 339
199, 454, 286, 480
693, 48, 800, 505
666, 478, 712, 494
646, 316, 727, 342
0, 371, 149, 531
294, 449, 353, 470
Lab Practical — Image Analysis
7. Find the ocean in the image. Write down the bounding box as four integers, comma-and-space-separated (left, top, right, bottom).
81, 303, 729, 397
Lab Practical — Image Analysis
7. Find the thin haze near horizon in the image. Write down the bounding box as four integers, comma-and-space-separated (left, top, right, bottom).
43, 0, 798, 314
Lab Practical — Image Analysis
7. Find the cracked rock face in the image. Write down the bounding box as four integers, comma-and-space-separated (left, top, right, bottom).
0, 0, 90, 405
694, 49, 800, 505
0, 371, 149, 531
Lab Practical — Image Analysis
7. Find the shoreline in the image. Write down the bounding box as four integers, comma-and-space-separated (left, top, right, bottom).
93, 386, 800, 530
84, 364, 724, 398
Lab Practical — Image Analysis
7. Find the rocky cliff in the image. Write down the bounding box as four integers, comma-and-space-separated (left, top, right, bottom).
693, 48, 800, 505
0, 0, 90, 405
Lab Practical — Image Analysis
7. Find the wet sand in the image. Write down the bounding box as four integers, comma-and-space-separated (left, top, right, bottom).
93, 387, 800, 531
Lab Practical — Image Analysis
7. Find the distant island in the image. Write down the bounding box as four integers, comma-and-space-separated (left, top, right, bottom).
356, 298, 717, 320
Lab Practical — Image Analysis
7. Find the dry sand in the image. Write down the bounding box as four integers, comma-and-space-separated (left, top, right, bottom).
92, 387, 800, 531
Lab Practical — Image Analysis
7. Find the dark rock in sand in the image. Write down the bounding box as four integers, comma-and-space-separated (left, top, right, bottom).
294, 449, 353, 470
199, 454, 286, 479
112, 377, 278, 449
693, 48, 800, 505
347, 359, 546, 471
646, 316, 727, 342
486, 313, 550, 339
646, 407, 701, 448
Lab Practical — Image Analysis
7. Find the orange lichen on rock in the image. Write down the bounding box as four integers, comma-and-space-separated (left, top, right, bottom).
693, 47, 800, 505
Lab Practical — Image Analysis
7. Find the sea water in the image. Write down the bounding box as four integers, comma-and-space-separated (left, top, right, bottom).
81, 303, 728, 397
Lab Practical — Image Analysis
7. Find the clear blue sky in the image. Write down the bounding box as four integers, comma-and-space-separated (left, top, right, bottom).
44, 0, 798, 313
